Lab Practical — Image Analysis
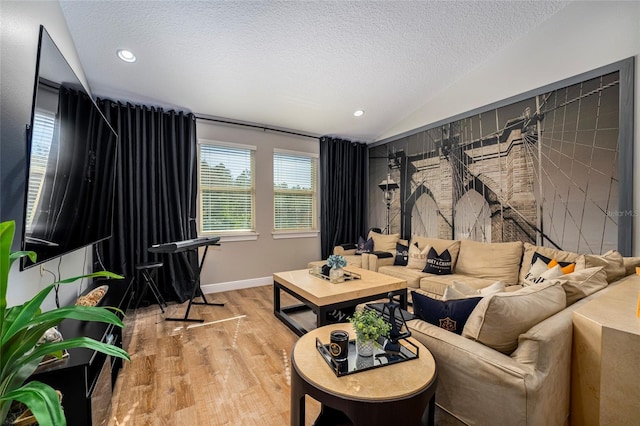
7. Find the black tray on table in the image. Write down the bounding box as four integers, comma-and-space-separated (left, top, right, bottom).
315, 337, 419, 377
309, 269, 361, 282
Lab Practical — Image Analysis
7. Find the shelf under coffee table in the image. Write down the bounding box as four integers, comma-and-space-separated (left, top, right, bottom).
273, 266, 407, 336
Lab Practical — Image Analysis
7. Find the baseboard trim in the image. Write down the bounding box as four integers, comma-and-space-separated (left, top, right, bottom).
201, 276, 272, 294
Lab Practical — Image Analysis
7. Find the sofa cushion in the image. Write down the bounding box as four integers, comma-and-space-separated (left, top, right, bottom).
519, 243, 581, 284
411, 236, 461, 268
443, 280, 506, 300
377, 265, 427, 289
455, 240, 523, 285
413, 289, 482, 335
419, 274, 496, 298
551, 266, 607, 306
394, 242, 409, 266
422, 247, 453, 275
462, 281, 566, 354
368, 231, 399, 252
623, 256, 640, 276
575, 250, 625, 283
355, 236, 374, 254
407, 243, 429, 270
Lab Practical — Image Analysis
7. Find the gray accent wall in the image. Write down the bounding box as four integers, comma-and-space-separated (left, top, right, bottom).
374, 1, 640, 254
196, 120, 321, 289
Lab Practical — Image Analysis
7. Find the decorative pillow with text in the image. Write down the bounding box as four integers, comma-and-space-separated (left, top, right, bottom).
394, 242, 410, 266
423, 247, 453, 275
406, 244, 429, 270
413, 290, 482, 335
523, 258, 564, 286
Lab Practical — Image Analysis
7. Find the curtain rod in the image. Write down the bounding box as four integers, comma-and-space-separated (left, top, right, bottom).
195, 115, 319, 140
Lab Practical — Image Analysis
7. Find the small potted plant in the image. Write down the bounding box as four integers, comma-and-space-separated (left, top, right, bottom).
349, 308, 391, 357
326, 254, 347, 283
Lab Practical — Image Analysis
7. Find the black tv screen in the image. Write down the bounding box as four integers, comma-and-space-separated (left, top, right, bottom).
21, 26, 118, 269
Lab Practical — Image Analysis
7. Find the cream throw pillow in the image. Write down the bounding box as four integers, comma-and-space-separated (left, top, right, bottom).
575, 250, 625, 283
462, 281, 566, 354
368, 231, 400, 252
550, 266, 607, 305
523, 260, 564, 286
407, 244, 429, 270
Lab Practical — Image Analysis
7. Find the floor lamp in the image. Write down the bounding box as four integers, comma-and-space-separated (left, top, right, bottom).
378, 174, 399, 235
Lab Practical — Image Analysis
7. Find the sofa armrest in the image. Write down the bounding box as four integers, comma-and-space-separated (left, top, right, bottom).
367, 253, 395, 271
408, 299, 575, 426
407, 319, 532, 425
334, 245, 357, 256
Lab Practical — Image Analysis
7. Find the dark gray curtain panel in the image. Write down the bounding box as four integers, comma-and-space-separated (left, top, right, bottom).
97, 99, 198, 303
319, 136, 368, 259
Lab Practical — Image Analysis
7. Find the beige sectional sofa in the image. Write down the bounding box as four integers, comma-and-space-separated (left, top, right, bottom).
372, 237, 524, 299
331, 232, 640, 425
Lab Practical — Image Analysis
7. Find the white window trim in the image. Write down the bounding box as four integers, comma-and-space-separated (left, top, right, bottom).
272, 230, 320, 240
198, 139, 257, 235
273, 149, 318, 233
198, 138, 257, 151
273, 147, 319, 158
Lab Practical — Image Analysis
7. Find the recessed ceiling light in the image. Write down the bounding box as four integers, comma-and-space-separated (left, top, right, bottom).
117, 49, 136, 63
353, 110, 365, 117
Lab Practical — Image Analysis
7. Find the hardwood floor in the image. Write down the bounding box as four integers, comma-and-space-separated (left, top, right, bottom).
108, 285, 320, 425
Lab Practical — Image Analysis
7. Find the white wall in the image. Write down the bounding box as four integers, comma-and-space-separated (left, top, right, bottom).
196, 120, 321, 292
379, 1, 640, 252
1, 1, 93, 310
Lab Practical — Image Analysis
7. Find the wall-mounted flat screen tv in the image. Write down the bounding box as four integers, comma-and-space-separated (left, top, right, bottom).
21, 26, 118, 269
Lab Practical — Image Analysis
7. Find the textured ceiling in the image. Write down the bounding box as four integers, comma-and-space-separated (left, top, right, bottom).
59, 1, 569, 142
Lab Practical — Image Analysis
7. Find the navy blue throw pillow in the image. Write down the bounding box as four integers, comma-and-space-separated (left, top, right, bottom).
531, 252, 573, 268
394, 242, 409, 266
355, 236, 374, 254
412, 291, 482, 335
422, 247, 453, 275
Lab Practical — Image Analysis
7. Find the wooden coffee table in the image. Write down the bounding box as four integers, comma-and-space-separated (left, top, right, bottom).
290, 323, 437, 426
273, 267, 407, 336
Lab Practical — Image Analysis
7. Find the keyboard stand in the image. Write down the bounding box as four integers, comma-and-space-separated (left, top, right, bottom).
166, 244, 223, 323
149, 236, 223, 322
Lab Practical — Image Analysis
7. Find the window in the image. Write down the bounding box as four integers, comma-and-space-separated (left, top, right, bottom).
198, 140, 256, 234
273, 149, 318, 231
25, 110, 56, 230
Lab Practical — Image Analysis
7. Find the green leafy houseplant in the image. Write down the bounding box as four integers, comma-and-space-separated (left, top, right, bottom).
348, 308, 391, 345
0, 220, 130, 426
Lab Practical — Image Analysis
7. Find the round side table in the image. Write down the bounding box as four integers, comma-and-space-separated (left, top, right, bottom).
290, 323, 437, 426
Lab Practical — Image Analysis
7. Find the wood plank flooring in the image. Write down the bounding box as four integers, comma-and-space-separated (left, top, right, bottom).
108, 285, 320, 426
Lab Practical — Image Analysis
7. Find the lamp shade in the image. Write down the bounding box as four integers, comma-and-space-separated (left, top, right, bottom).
378, 178, 399, 192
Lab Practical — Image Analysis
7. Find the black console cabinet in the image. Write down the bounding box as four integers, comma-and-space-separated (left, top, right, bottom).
30, 278, 133, 426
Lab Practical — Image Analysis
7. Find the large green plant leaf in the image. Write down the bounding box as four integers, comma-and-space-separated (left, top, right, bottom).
0, 221, 14, 338
0, 381, 66, 426
0, 220, 130, 426
2, 305, 127, 379
2, 275, 123, 346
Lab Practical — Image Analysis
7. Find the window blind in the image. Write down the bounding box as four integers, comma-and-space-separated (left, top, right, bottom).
25, 111, 56, 230
199, 142, 255, 233
273, 151, 317, 231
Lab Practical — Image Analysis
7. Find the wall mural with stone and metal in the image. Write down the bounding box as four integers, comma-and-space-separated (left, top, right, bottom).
369, 69, 627, 255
